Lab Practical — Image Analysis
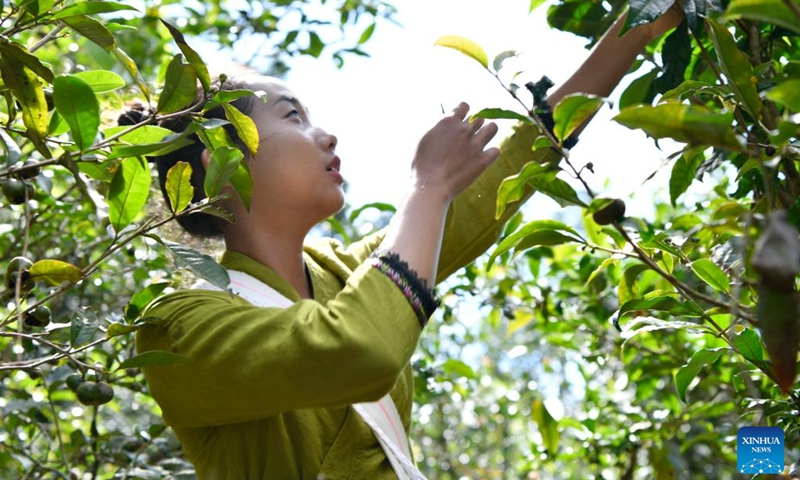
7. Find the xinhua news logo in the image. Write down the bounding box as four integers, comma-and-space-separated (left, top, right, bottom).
737, 426, 784, 475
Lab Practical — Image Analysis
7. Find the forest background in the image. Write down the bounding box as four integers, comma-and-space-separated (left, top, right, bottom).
0, 0, 799, 478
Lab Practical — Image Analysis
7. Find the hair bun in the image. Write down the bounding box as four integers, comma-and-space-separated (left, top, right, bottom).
118, 102, 153, 126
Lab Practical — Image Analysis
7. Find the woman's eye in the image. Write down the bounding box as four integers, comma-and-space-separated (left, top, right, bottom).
287, 109, 301, 119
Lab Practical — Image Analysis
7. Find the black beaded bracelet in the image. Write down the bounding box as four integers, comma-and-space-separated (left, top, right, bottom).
369, 250, 439, 328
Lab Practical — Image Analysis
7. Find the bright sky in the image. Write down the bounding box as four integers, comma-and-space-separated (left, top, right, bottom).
283, 0, 683, 217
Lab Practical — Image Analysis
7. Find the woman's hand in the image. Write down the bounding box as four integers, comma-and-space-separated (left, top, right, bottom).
410, 102, 500, 203
376, 103, 499, 286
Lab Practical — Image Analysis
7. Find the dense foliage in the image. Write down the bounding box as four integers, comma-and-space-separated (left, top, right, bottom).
0, 0, 798, 479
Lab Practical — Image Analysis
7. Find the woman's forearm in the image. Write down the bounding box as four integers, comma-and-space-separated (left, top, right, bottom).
378, 186, 450, 285
546, 7, 683, 136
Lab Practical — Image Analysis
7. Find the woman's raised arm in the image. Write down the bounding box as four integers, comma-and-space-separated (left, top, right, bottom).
435, 5, 685, 280
548, 5, 685, 134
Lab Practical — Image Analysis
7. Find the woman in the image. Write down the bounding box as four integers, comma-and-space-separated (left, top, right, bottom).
135, 7, 683, 480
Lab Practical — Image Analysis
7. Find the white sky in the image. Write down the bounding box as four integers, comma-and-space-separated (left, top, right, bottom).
283, 0, 684, 217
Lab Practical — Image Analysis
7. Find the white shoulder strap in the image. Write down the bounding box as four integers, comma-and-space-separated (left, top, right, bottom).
194, 269, 427, 480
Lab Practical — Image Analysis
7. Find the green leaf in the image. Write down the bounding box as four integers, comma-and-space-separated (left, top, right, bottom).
104, 125, 172, 145
725, 0, 800, 34
508, 311, 534, 336
690, 259, 730, 293
766, 79, 800, 112
620, 317, 709, 348
736, 158, 762, 181
61, 15, 115, 51
106, 322, 140, 339
623, 0, 676, 33
675, 347, 727, 402
527, 171, 586, 208
472, 108, 531, 123
194, 204, 235, 223
73, 70, 125, 92
434, 35, 489, 69
619, 68, 658, 109
660, 80, 726, 102
532, 399, 560, 455
0, 129, 21, 164
488, 220, 584, 268
0, 40, 54, 83
112, 46, 149, 101
514, 230, 579, 253
70, 310, 99, 348
529, 0, 547, 13
118, 350, 192, 370
496, 162, 548, 218
707, 19, 762, 120
618, 296, 704, 318
532, 135, 554, 151
29, 259, 83, 286
349, 202, 397, 223
358, 23, 376, 45
165, 161, 193, 214
108, 157, 151, 233
492, 50, 518, 72
222, 103, 259, 156
307, 31, 324, 57
442, 359, 477, 380
585, 257, 617, 288
204, 147, 244, 198
156, 54, 198, 114
125, 282, 170, 322
196, 121, 236, 152
204, 89, 265, 113
732, 328, 764, 363
619, 264, 650, 306
107, 135, 195, 160
160, 20, 210, 91
22, 0, 54, 17
0, 54, 50, 157
669, 149, 704, 206
547, 1, 608, 38
552, 94, 604, 143
756, 281, 800, 393
53, 1, 138, 19
53, 75, 100, 151
655, 21, 692, 94
229, 160, 252, 211
162, 241, 230, 290
614, 103, 742, 150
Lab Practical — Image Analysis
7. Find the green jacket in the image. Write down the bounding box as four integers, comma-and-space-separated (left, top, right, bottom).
136, 123, 556, 480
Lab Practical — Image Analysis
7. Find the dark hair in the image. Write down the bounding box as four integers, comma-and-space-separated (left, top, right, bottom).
118, 66, 259, 237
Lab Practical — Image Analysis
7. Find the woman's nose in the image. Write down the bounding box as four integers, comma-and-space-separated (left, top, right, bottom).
317, 129, 337, 151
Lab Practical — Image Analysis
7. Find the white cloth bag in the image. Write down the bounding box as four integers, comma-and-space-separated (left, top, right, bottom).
196, 269, 427, 480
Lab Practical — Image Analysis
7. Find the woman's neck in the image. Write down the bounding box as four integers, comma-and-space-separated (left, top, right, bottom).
223, 215, 313, 299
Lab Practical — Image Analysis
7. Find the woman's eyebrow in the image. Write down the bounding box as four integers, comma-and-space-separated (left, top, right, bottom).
273, 95, 304, 111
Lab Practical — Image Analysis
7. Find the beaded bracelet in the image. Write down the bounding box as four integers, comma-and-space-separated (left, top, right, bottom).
369, 251, 439, 328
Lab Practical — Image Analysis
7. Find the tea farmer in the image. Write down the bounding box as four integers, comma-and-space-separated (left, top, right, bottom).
133, 6, 684, 480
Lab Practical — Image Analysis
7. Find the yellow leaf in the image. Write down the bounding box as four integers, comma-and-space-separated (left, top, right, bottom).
29, 259, 83, 286
434, 35, 488, 69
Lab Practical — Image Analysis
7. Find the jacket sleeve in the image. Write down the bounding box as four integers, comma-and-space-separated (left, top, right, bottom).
136, 262, 421, 428
436, 122, 561, 282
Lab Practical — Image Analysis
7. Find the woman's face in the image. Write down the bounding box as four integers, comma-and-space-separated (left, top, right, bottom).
240, 76, 344, 225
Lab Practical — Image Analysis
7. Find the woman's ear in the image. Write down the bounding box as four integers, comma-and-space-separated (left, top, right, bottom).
200, 148, 211, 171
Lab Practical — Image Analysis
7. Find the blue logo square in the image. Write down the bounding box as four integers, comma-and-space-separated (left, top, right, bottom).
738, 426, 784, 474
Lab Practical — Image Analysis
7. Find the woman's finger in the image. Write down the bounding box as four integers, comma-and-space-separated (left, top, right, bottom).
474, 121, 499, 146
468, 117, 485, 134
483, 147, 501, 164
451, 102, 469, 121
